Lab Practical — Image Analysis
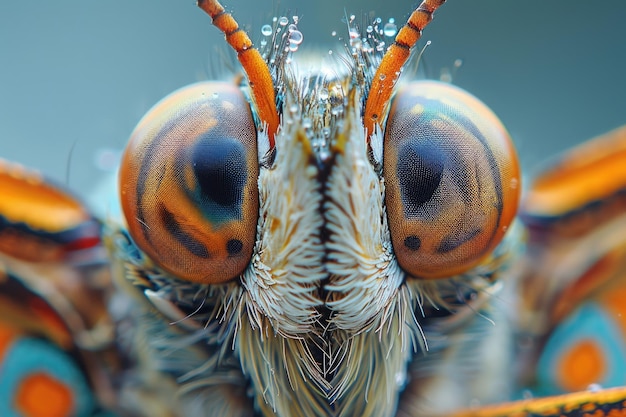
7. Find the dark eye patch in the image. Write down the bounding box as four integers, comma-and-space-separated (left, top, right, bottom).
188, 136, 248, 223
397, 138, 445, 218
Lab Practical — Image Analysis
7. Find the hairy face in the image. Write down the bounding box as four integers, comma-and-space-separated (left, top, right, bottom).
113, 2, 520, 416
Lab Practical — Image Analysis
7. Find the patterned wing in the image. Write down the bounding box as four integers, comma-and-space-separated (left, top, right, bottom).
450, 125, 626, 416
0, 160, 119, 417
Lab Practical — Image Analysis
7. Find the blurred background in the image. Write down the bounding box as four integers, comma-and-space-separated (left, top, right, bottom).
1, 1, 625, 199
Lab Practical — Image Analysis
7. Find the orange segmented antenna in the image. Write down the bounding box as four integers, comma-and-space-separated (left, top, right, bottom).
363, 0, 446, 139
197, 0, 279, 147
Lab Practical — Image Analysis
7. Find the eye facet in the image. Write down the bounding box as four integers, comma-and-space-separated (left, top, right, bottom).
119, 82, 259, 284
383, 81, 520, 279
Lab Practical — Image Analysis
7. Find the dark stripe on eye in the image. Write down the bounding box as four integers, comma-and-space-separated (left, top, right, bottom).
437, 228, 482, 253
397, 139, 445, 217
159, 204, 210, 259
135, 108, 196, 237
422, 97, 505, 250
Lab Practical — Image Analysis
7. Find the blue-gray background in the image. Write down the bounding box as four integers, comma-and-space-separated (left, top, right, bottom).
1, 1, 625, 198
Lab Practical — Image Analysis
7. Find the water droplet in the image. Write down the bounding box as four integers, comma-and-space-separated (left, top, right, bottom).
349, 28, 359, 39
379, 74, 386, 80
302, 118, 312, 129
394, 371, 406, 387
289, 103, 298, 113
288, 24, 298, 33
328, 50, 333, 55
349, 14, 355, 22
260, 39, 267, 47
319, 88, 329, 100
383, 21, 397, 37
278, 16, 289, 26
454, 58, 463, 68
288, 41, 299, 52
272, 16, 278, 22
289, 30, 303, 45
331, 30, 337, 37
366, 25, 374, 33
261, 24, 272, 36
292, 16, 299, 24
588, 383, 602, 392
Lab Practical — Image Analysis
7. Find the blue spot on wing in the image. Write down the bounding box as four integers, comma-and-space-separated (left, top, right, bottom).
0, 336, 95, 417
534, 302, 626, 396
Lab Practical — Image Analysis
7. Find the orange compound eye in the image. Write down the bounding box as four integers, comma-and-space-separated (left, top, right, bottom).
383, 81, 520, 279
120, 82, 259, 284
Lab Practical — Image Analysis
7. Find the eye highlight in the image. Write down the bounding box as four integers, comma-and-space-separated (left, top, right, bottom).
383, 81, 520, 279
119, 82, 259, 284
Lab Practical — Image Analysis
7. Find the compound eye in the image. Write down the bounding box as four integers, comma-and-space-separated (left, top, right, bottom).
383, 81, 520, 279
120, 82, 258, 284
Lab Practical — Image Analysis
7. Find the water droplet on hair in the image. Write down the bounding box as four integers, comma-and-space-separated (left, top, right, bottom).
261, 24, 272, 36
289, 30, 303, 45
383, 21, 397, 37
278, 16, 289, 26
